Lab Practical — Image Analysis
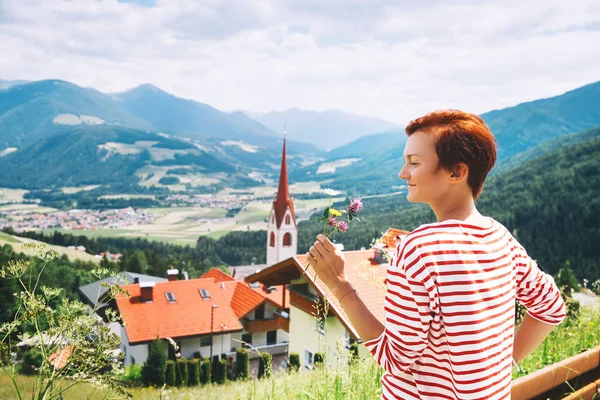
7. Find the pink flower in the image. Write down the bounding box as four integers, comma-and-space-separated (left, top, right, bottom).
347, 198, 363, 214
327, 216, 337, 227
337, 220, 348, 232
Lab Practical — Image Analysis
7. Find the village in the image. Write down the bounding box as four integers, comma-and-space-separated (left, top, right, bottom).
0, 206, 153, 231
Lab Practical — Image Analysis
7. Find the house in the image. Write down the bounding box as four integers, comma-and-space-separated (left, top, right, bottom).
245, 245, 394, 370
113, 268, 290, 370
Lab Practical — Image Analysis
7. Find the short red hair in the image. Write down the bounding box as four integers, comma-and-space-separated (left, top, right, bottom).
405, 110, 497, 199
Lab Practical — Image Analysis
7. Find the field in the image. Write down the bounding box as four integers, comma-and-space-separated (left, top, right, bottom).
0, 231, 100, 263
1, 181, 401, 245
35, 196, 337, 244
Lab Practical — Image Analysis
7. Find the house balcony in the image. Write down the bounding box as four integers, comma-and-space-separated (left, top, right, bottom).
242, 310, 289, 334
289, 286, 333, 318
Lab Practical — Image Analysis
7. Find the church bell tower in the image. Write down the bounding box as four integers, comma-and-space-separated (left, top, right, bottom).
266, 138, 298, 265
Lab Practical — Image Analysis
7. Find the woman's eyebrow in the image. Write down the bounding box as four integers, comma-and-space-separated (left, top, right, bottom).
404, 153, 420, 158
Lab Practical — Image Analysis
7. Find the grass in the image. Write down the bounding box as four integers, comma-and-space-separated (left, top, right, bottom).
512, 304, 600, 379
2, 304, 599, 399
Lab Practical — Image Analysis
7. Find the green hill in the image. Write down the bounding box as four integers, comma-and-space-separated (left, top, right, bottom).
483, 80, 600, 162
0, 80, 153, 148
0, 125, 234, 189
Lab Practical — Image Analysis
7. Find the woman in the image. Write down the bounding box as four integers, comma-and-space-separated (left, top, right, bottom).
307, 110, 566, 400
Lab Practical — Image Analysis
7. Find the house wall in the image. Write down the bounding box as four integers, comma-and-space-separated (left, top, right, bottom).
121, 326, 149, 366
180, 333, 231, 360
287, 301, 373, 370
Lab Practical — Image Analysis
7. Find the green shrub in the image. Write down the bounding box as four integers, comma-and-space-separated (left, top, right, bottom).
123, 363, 143, 387
175, 358, 188, 387
141, 340, 166, 386
287, 352, 300, 372
258, 352, 272, 379
235, 348, 250, 380
200, 358, 211, 385
216, 359, 227, 384
188, 358, 200, 386
20, 348, 43, 375
314, 352, 325, 367
165, 360, 176, 387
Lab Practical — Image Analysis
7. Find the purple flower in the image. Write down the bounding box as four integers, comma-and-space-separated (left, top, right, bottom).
327, 216, 337, 227
337, 220, 348, 232
347, 198, 363, 214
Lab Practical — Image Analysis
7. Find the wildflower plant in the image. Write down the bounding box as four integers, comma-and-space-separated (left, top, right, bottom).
303, 188, 363, 274
0, 243, 132, 399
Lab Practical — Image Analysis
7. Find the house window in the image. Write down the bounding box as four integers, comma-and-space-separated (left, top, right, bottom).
304, 349, 314, 369
199, 289, 210, 299
283, 233, 292, 247
269, 232, 275, 247
266, 330, 277, 345
165, 292, 176, 303
200, 336, 212, 347
241, 333, 252, 348
254, 304, 265, 320
285, 215, 291, 225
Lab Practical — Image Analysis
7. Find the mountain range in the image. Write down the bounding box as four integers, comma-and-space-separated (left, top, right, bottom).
0, 78, 599, 195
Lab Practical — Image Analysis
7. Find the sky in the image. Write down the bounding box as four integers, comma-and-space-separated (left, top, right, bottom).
1, 0, 599, 124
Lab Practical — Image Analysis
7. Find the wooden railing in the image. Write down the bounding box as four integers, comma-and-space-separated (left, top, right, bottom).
511, 346, 600, 399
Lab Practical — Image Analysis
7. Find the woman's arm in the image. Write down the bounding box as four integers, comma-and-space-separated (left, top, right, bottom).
331, 282, 384, 343
512, 313, 556, 363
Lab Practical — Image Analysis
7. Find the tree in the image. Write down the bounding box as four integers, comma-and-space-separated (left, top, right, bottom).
556, 262, 580, 294
142, 339, 167, 386
234, 347, 249, 380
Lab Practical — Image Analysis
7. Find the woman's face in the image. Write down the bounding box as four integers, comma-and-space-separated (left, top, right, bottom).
398, 130, 452, 204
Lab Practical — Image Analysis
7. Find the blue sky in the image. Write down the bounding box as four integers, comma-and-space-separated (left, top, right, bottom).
1, 0, 599, 123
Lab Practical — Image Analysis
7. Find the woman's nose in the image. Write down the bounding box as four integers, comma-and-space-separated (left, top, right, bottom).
399, 164, 409, 180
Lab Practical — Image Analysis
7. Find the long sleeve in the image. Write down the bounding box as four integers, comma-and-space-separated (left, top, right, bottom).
515, 249, 566, 325
363, 240, 435, 376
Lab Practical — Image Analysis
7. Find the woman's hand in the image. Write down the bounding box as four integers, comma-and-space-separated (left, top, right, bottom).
306, 234, 350, 296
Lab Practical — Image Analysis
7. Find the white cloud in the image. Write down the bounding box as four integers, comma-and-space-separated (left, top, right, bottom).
1, 0, 599, 123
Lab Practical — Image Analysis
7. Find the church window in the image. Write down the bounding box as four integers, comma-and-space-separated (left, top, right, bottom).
270, 232, 275, 247
283, 233, 292, 247
285, 215, 291, 225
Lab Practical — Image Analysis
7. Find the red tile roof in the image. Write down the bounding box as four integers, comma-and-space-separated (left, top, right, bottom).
116, 274, 291, 344
379, 227, 409, 249
48, 345, 74, 369
201, 267, 235, 282
116, 278, 243, 344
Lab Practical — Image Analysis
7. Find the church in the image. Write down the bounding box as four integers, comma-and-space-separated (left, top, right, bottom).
229, 138, 298, 280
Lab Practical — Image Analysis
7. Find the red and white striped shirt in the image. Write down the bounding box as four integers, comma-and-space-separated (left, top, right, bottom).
364, 218, 566, 400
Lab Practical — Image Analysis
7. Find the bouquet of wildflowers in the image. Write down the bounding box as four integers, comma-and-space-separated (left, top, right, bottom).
303, 188, 362, 273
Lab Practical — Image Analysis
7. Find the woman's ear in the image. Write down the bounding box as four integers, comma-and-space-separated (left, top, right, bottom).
449, 163, 468, 182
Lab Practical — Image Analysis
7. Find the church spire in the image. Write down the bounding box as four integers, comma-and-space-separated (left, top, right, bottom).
272, 137, 296, 228
276, 138, 289, 206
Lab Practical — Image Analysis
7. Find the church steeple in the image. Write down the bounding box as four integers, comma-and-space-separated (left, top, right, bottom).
266, 138, 298, 265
